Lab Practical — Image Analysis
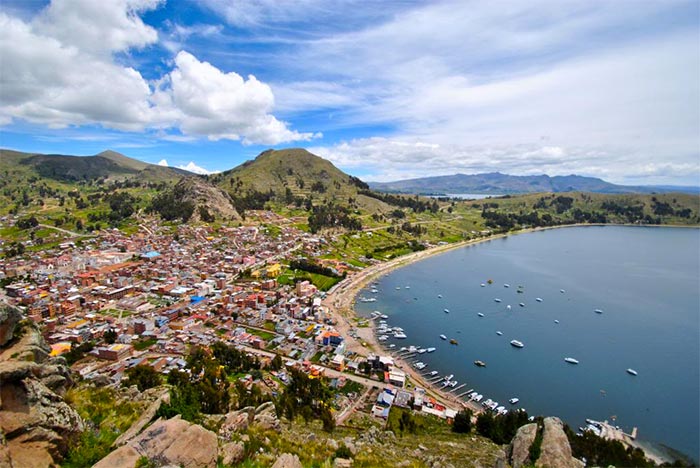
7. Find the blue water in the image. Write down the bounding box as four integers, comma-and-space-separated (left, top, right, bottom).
355, 226, 700, 460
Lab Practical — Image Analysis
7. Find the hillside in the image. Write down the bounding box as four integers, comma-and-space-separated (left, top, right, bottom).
0, 149, 190, 183
208, 148, 392, 214
369, 172, 699, 195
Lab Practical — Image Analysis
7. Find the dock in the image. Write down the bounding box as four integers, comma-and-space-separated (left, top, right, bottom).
449, 383, 467, 393
456, 388, 474, 399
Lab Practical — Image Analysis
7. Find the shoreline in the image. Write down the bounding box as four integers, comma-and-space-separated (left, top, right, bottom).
322, 222, 690, 464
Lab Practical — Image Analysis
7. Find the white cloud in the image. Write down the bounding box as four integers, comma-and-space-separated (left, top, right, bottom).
177, 161, 214, 175
157, 159, 168, 166
0, 0, 315, 145
310, 137, 700, 186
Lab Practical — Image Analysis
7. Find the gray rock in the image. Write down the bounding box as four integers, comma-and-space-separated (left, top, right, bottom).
220, 441, 245, 466
537, 417, 584, 468
0, 304, 22, 348
333, 457, 353, 468
271, 453, 303, 468
113, 388, 169, 447
509, 423, 537, 468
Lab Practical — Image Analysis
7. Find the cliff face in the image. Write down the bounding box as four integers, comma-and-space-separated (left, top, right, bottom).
0, 305, 84, 467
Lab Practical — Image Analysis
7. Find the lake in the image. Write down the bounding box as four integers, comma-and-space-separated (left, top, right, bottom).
355, 226, 699, 461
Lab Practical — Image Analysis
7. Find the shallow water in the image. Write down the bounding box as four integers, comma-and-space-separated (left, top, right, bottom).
355, 226, 700, 460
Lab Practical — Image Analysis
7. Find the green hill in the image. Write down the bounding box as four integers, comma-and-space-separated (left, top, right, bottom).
208, 148, 392, 213
0, 148, 189, 183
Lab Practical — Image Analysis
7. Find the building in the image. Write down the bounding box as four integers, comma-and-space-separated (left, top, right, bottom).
98, 343, 133, 361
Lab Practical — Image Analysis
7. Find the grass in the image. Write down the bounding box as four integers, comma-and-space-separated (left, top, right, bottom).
246, 328, 276, 341
133, 337, 157, 351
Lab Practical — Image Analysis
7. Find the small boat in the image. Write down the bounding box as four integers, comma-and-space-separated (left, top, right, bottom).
626, 368, 638, 376
478, 313, 484, 317
444, 308, 450, 313
449, 380, 458, 388
439, 334, 447, 340
388, 344, 396, 349
506, 305, 511, 310
494, 298, 502, 303
474, 360, 486, 367
405, 286, 410, 289
474, 394, 483, 402
444, 374, 454, 381
519, 302, 525, 307
426, 347, 436, 353
594, 309, 603, 314
496, 331, 503, 336
380, 314, 389, 319
510, 340, 524, 348
509, 398, 519, 405
450, 339, 458, 345
396, 287, 401, 290
429, 371, 439, 376
417, 348, 427, 354
536, 298, 543, 302
554, 320, 560, 324
560, 289, 565, 293
394, 332, 407, 339
480, 283, 486, 287
564, 357, 579, 364
438, 294, 443, 298
504, 284, 510, 288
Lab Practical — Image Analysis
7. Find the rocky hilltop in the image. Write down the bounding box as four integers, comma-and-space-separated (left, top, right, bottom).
506, 417, 584, 468
0, 304, 84, 467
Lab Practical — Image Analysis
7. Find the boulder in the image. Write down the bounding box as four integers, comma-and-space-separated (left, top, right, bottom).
536, 417, 584, 468
509, 423, 537, 468
333, 457, 353, 467
112, 387, 169, 447
271, 453, 303, 468
253, 401, 280, 431
219, 406, 255, 439
220, 441, 245, 466
95, 416, 218, 468
0, 304, 22, 348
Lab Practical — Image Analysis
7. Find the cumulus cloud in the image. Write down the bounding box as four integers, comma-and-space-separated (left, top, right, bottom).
157, 159, 168, 166
177, 161, 214, 175
0, 0, 315, 145
156, 51, 320, 144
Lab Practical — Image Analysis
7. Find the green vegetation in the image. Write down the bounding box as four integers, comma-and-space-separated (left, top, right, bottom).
123, 365, 162, 392
563, 425, 654, 467
475, 410, 531, 445
132, 337, 157, 351
452, 409, 473, 434
62, 387, 142, 467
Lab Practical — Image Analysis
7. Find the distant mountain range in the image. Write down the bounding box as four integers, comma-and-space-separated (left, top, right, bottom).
369, 172, 700, 195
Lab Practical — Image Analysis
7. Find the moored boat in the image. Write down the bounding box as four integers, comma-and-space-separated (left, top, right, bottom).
510, 340, 524, 348
594, 309, 603, 314
439, 334, 447, 340
426, 347, 436, 353
564, 357, 579, 364
494, 298, 502, 303
496, 331, 503, 336
450, 338, 458, 345
626, 368, 638, 376
536, 297, 543, 302
478, 312, 484, 317
474, 360, 486, 367
509, 398, 519, 404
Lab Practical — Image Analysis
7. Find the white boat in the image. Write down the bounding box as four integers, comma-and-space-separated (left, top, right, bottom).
494, 298, 502, 303
378, 336, 388, 341
560, 289, 565, 293
564, 357, 579, 364
438, 294, 443, 298
504, 284, 510, 288
380, 314, 389, 319
506, 305, 511, 310
626, 368, 638, 376
444, 308, 450, 313
429, 370, 439, 376
371, 289, 379, 293
478, 313, 484, 317
449, 380, 458, 387
509, 398, 519, 405
496, 405, 505, 412
444, 374, 454, 381
536, 298, 543, 302
439, 334, 447, 340
405, 286, 410, 289
496, 331, 503, 336
426, 347, 436, 353
482, 398, 493, 407
417, 348, 427, 354
474, 394, 483, 402
396, 287, 401, 290
594, 309, 603, 314
510, 340, 524, 348
388, 344, 396, 349
480, 283, 486, 287
554, 320, 560, 324
394, 332, 407, 339
519, 302, 525, 307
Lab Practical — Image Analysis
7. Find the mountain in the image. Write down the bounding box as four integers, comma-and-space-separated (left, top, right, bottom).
208, 148, 390, 212
369, 172, 698, 195
0, 149, 191, 183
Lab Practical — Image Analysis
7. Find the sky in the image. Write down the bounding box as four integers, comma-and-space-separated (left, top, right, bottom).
0, 0, 698, 185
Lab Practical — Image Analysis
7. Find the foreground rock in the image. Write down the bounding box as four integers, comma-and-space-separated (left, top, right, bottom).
271, 453, 303, 468
0, 309, 84, 467
0, 304, 22, 347
538, 417, 584, 468
95, 415, 218, 468
505, 416, 584, 468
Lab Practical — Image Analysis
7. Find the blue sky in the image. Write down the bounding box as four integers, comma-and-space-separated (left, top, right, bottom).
0, 0, 698, 185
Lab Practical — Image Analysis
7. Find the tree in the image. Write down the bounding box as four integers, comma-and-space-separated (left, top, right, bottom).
124, 365, 161, 392
103, 329, 117, 344
452, 409, 473, 433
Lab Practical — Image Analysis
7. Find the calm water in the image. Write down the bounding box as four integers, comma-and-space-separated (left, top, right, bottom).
355, 226, 700, 460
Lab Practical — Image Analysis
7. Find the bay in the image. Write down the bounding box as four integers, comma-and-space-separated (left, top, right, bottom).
355, 226, 700, 461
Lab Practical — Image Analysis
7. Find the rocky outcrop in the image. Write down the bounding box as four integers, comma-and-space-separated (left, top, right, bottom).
253, 401, 280, 431
0, 304, 22, 347
271, 453, 303, 468
0, 319, 84, 467
112, 387, 170, 447
175, 177, 241, 222
538, 417, 584, 468
509, 423, 537, 468
95, 415, 218, 468
220, 441, 245, 466
504, 417, 584, 468
219, 402, 280, 440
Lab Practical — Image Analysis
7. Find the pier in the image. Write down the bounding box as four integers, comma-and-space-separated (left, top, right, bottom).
456, 388, 474, 399
449, 383, 467, 393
